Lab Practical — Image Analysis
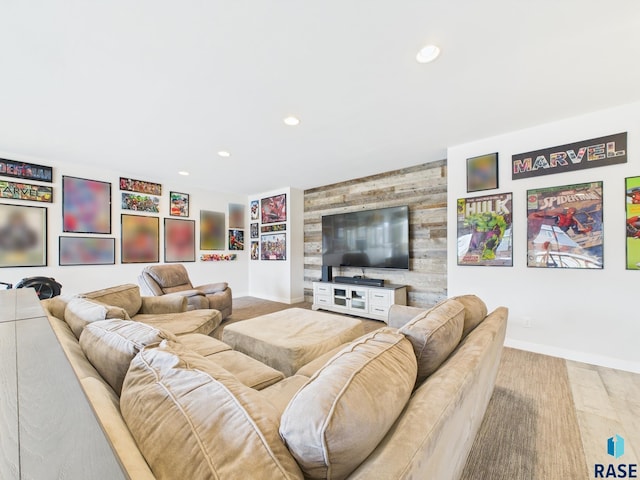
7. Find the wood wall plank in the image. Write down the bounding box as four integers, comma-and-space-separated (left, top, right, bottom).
303, 160, 447, 308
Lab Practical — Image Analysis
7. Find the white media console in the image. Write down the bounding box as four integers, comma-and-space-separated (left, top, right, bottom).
312, 281, 407, 322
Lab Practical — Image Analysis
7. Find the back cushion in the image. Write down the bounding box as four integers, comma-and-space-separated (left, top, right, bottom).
452, 294, 488, 338
120, 341, 303, 480
83, 284, 143, 318
280, 328, 417, 480
399, 299, 465, 384
79, 319, 177, 395
145, 264, 192, 291
64, 297, 129, 339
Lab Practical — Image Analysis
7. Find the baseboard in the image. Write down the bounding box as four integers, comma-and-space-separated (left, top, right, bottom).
504, 338, 640, 374
252, 294, 306, 305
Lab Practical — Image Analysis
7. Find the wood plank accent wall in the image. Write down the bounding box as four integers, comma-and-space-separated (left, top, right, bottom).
303, 160, 447, 307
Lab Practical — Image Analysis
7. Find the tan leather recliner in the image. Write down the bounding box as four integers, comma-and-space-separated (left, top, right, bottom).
138, 264, 232, 319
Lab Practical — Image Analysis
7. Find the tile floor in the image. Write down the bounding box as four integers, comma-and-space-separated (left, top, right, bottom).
566, 360, 640, 473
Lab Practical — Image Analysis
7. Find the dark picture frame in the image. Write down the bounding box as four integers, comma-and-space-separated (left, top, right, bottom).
0, 158, 53, 182
164, 218, 195, 263
0, 180, 53, 203
59, 236, 115, 266
467, 153, 499, 193
250, 200, 259, 220
62, 175, 111, 234
200, 210, 225, 250
170, 192, 189, 217
261, 193, 287, 224
250, 241, 259, 260
0, 203, 47, 267
121, 192, 160, 213
250, 223, 259, 238
119, 177, 162, 195
261, 232, 286, 260
625, 176, 640, 270
121, 214, 159, 263
456, 193, 513, 266
229, 229, 244, 250
526, 181, 603, 269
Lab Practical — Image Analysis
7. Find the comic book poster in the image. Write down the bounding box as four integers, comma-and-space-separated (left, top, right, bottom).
526, 181, 603, 269
626, 176, 640, 270
457, 192, 512, 266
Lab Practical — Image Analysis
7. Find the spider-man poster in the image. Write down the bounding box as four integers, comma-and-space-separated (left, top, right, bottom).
626, 176, 640, 270
527, 181, 603, 269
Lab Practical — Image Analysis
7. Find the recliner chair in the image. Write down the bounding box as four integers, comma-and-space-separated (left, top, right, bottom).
138, 264, 232, 319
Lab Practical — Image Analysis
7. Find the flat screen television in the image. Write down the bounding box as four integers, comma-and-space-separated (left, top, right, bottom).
322, 205, 409, 270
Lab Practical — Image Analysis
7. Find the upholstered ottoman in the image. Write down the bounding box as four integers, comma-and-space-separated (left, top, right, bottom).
222, 308, 364, 376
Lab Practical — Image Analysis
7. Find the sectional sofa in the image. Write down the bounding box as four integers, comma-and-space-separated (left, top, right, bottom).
42, 287, 507, 480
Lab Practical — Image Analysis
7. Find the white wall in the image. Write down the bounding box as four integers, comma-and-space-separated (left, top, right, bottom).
447, 101, 640, 373
247, 187, 304, 303
0, 153, 249, 297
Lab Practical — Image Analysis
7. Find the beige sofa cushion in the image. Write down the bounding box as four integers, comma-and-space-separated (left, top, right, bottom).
399, 298, 465, 383
64, 296, 129, 339
452, 294, 488, 337
280, 328, 417, 480
120, 341, 303, 480
79, 319, 177, 395
83, 283, 143, 318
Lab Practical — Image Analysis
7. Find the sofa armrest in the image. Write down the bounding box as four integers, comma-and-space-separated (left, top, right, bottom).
194, 282, 228, 295
387, 305, 427, 329
139, 295, 188, 314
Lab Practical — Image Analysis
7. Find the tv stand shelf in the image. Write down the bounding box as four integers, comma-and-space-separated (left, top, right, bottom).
312, 281, 407, 322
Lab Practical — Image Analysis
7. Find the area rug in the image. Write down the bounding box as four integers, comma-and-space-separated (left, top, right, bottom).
460, 348, 588, 480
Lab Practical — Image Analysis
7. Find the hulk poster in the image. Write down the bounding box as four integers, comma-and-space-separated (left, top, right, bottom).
626, 176, 640, 270
526, 181, 603, 269
457, 193, 512, 266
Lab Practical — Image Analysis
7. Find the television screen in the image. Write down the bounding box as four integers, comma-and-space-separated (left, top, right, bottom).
322, 205, 409, 270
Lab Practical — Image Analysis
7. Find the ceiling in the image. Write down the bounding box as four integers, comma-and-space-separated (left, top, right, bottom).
2, 1, 639, 195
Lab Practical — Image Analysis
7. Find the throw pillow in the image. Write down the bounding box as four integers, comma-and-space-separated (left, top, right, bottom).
64, 296, 129, 339
79, 319, 177, 395
280, 328, 417, 480
399, 298, 465, 384
452, 294, 488, 338
120, 341, 303, 480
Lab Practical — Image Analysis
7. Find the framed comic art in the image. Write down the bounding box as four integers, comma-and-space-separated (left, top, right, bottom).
164, 218, 195, 263
250, 223, 259, 238
62, 176, 111, 234
261, 233, 286, 260
170, 192, 189, 217
121, 214, 159, 263
526, 181, 603, 269
261, 194, 286, 224
119, 177, 162, 195
250, 200, 259, 220
0, 158, 53, 182
121, 192, 159, 213
59, 236, 115, 266
0, 203, 47, 267
0, 180, 53, 203
626, 176, 640, 270
250, 241, 259, 260
200, 210, 225, 250
467, 153, 498, 193
457, 193, 512, 266
229, 229, 244, 250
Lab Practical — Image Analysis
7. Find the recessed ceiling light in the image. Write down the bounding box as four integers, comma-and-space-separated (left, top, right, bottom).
283, 116, 300, 126
178, 171, 189, 176
217, 151, 231, 158
416, 44, 441, 64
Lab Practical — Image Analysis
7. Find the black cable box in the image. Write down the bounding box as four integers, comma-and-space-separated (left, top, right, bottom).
334, 276, 385, 287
